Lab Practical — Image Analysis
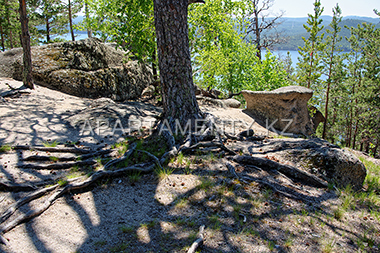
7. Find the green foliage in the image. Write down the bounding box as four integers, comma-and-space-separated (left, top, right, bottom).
78, 0, 156, 67
0, 0, 22, 50
189, 0, 289, 95
30, 0, 70, 43
296, 0, 325, 89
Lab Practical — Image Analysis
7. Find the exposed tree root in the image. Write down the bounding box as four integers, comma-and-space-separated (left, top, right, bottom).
99, 143, 136, 170
0, 113, 327, 243
0, 163, 155, 237
233, 155, 328, 188
159, 129, 178, 164
0, 179, 37, 191
19, 159, 98, 170
23, 149, 118, 162
137, 150, 163, 170
225, 161, 314, 203
0, 88, 31, 98
0, 184, 59, 224
12, 145, 93, 154
187, 225, 205, 253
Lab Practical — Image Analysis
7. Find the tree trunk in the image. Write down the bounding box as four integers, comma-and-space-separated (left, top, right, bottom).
68, 0, 75, 41
0, 24, 4, 51
18, 0, 34, 89
152, 47, 158, 81
254, 10, 261, 60
45, 17, 50, 43
153, 0, 202, 128
322, 80, 331, 139
85, 2, 92, 38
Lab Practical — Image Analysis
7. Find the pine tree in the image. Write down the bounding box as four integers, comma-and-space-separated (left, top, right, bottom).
0, 0, 21, 50
296, 0, 325, 89
64, 0, 82, 41
321, 4, 344, 139
31, 0, 68, 43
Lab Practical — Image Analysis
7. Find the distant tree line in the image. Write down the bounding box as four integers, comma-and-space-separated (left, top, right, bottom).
294, 1, 380, 157
0, 0, 83, 50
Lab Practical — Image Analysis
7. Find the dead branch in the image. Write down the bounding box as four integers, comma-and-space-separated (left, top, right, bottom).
233, 155, 328, 188
0, 234, 7, 245
187, 225, 205, 253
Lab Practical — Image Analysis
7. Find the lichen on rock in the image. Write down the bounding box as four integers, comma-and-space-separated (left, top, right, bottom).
0, 38, 152, 101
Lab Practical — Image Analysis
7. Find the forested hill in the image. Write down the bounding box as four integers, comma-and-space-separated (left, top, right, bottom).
268, 16, 380, 51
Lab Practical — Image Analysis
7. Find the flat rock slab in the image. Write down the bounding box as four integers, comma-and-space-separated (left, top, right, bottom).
242, 86, 314, 135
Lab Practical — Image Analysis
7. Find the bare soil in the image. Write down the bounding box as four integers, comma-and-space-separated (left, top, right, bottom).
0, 78, 379, 253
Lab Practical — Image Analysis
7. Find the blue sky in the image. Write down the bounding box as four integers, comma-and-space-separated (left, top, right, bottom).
271, 0, 379, 18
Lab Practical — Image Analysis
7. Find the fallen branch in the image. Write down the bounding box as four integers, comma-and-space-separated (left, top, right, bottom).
233, 155, 328, 188
187, 225, 205, 253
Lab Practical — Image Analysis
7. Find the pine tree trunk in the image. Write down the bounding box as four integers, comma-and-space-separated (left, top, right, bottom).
68, 0, 75, 41
152, 48, 157, 81
45, 17, 50, 43
153, 0, 202, 128
0, 24, 4, 51
18, 0, 34, 89
254, 11, 261, 60
85, 2, 92, 38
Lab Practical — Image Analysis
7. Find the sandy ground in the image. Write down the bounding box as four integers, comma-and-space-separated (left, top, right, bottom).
0, 78, 271, 253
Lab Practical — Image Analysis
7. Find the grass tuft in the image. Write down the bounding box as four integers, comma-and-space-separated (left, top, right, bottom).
43, 140, 59, 147
0, 144, 12, 153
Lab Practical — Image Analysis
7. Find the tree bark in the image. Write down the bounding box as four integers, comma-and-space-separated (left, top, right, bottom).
68, 0, 75, 41
152, 47, 157, 81
18, 0, 34, 89
45, 16, 50, 43
153, 0, 202, 128
85, 2, 92, 38
0, 24, 4, 51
